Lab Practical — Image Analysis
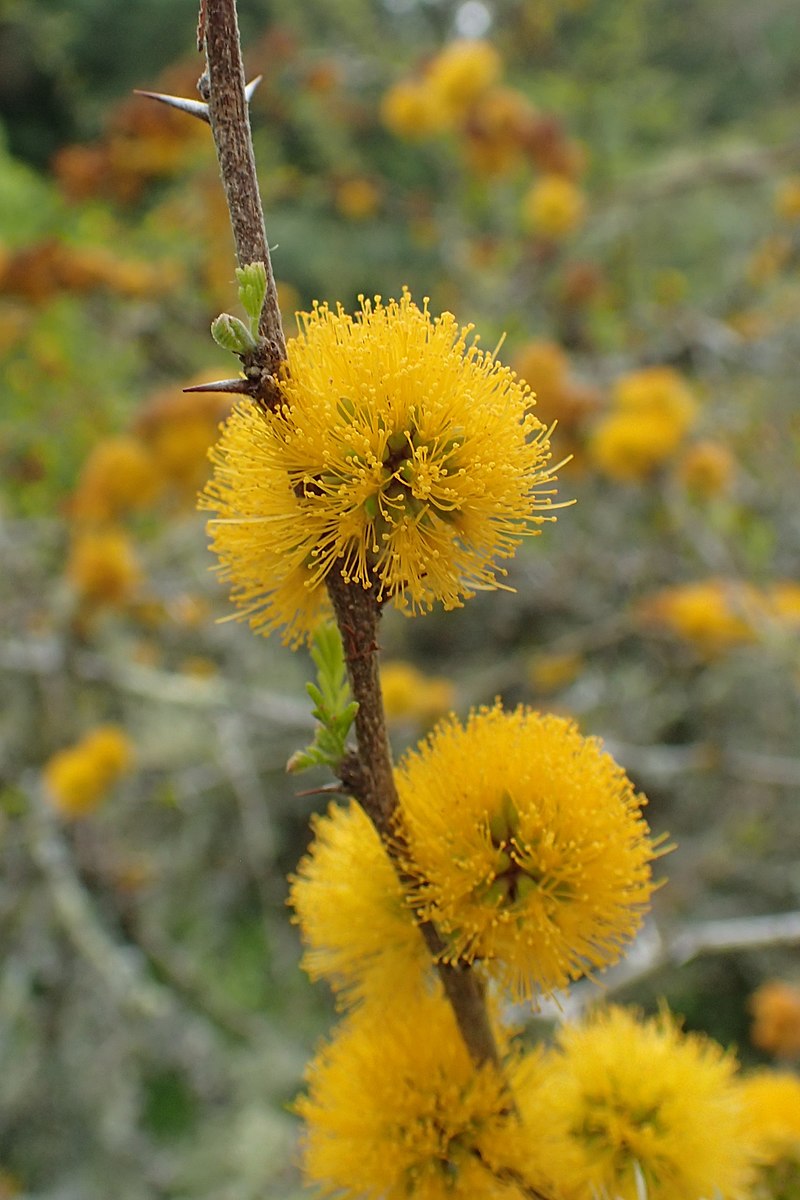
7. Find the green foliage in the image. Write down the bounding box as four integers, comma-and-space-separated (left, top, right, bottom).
288, 624, 359, 774
236, 261, 268, 336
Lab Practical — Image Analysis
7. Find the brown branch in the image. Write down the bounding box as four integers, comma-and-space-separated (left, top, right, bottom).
199, 0, 503, 1075
202, 0, 286, 405
326, 571, 502, 1071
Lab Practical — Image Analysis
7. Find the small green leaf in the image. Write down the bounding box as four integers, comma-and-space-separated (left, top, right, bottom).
236, 262, 268, 336
211, 312, 258, 354
289, 623, 358, 775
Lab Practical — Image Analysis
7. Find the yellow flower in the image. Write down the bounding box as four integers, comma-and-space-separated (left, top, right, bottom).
528, 650, 583, 693
613, 365, 696, 430
590, 410, 687, 481
44, 724, 133, 818
296, 992, 551, 1200
461, 87, 535, 177
521, 175, 586, 239
397, 704, 659, 1002
136, 373, 233, 501
381, 660, 455, 724
334, 178, 381, 221
766, 582, 800, 631
66, 527, 141, 608
520, 1006, 753, 1200
636, 580, 759, 656
70, 436, 160, 523
740, 1070, 800, 1166
513, 339, 568, 397
676, 439, 735, 497
775, 175, 800, 222
749, 981, 800, 1059
427, 40, 502, 122
202, 292, 556, 647
288, 800, 434, 1009
381, 79, 446, 139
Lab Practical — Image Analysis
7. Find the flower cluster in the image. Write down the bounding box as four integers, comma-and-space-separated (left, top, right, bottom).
381, 38, 586, 192
44, 725, 133, 818
203, 292, 556, 646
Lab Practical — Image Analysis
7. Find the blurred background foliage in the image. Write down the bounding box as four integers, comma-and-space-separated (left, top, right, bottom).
1, 0, 800, 1196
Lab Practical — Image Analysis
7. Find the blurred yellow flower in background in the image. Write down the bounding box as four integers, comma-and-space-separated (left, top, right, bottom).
750, 981, 800, 1060
44, 725, 133, 818
70, 435, 160, 523
66, 527, 141, 609
521, 174, 586, 239
380, 79, 446, 139
775, 174, 800, 222
380, 660, 454, 724
426, 40, 502, 123
590, 365, 696, 481
740, 1070, 800, 1178
676, 439, 735, 497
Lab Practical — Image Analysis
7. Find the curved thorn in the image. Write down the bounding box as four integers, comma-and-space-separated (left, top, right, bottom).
133, 89, 211, 124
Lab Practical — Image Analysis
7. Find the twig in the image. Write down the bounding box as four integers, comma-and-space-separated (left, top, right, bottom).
200, 0, 503, 1073
326, 571, 503, 1070
202, 0, 286, 391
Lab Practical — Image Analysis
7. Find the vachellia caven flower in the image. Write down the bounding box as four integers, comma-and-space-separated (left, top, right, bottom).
518, 1005, 755, 1200
296, 990, 552, 1200
44, 725, 133, 818
397, 704, 661, 1002
202, 292, 556, 646
289, 799, 435, 1009
739, 1069, 800, 1177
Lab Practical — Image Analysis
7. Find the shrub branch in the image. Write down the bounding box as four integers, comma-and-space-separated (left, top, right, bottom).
199, 0, 503, 1074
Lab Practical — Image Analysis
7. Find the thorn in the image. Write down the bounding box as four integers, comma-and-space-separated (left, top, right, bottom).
244, 75, 263, 103
134, 77, 262, 124
134, 89, 210, 123
183, 378, 252, 395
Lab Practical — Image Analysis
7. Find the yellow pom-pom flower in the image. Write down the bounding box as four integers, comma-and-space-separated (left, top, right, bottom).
296, 992, 551, 1200
427, 40, 502, 122
397, 704, 659, 1001
740, 1070, 800, 1172
749, 980, 800, 1059
70, 435, 160, 523
44, 724, 133, 818
289, 800, 435, 1009
519, 1005, 753, 1200
66, 527, 141, 608
381, 79, 446, 139
636, 580, 759, 656
613, 365, 696, 430
589, 409, 686, 481
521, 175, 586, 239
676, 439, 735, 497
775, 175, 800, 222
380, 660, 455, 724
202, 292, 556, 647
